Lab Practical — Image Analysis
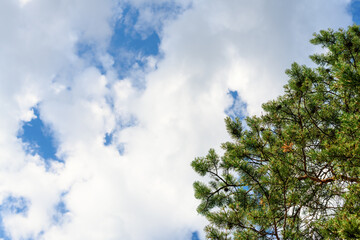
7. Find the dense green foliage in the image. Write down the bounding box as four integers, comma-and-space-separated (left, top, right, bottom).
192, 25, 360, 239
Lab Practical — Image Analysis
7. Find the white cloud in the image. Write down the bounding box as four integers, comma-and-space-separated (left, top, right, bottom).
0, 0, 353, 240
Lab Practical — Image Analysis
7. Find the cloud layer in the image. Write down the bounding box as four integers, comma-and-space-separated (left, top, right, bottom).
0, 0, 353, 239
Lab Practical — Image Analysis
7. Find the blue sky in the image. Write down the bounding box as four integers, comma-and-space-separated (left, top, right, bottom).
107, 5, 161, 78
0, 0, 358, 239
17, 108, 61, 167
350, 0, 360, 23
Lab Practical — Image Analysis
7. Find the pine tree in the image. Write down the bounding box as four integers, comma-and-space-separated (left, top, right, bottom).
192, 25, 360, 239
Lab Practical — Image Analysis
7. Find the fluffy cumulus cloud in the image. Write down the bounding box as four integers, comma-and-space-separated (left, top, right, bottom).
0, 0, 354, 239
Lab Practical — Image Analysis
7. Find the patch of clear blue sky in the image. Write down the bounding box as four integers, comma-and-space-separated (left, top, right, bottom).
17, 107, 62, 168
191, 231, 200, 240
76, 4, 162, 78
107, 4, 161, 80
350, 0, 360, 24
104, 132, 113, 146
107, 2, 187, 81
